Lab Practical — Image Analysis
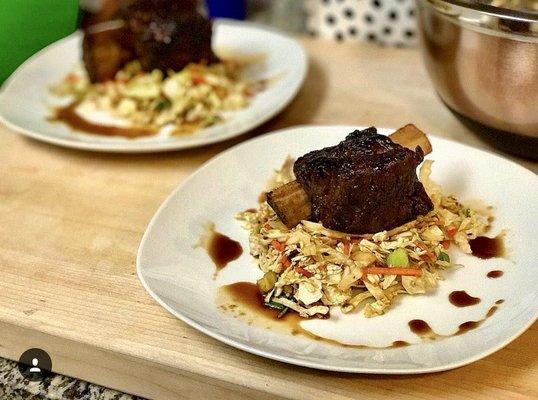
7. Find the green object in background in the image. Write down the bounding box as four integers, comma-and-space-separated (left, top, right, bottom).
0, 0, 79, 84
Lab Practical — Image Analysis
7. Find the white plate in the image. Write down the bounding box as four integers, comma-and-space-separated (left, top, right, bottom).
0, 20, 306, 153
137, 125, 538, 373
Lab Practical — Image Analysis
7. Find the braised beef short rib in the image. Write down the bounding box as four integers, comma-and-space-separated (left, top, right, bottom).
82, 0, 218, 83
82, 24, 136, 83
293, 127, 433, 234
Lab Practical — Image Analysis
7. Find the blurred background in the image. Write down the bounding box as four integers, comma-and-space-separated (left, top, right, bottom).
0, 0, 536, 158
0, 0, 79, 84
0, 0, 422, 85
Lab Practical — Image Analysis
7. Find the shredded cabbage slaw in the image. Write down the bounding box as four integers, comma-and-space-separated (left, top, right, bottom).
51, 60, 259, 134
235, 159, 492, 318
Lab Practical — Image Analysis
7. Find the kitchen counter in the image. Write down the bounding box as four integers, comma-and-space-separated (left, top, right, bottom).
0, 38, 536, 400
0, 358, 141, 399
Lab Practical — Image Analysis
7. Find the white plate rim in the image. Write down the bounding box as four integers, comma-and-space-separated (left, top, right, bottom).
0, 19, 308, 153
136, 124, 538, 374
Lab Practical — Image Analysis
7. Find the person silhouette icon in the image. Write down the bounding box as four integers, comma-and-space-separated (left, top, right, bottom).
18, 348, 52, 381
29, 358, 41, 373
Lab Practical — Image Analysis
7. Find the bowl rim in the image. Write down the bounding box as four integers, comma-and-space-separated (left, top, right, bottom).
425, 0, 538, 22
418, 0, 538, 40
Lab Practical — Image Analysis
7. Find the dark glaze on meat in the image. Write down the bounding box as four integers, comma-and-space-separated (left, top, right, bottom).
294, 127, 433, 234
82, 24, 136, 83
123, 0, 218, 73
82, 0, 218, 83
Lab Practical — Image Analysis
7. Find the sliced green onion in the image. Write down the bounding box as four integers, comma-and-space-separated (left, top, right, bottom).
438, 251, 450, 262
155, 98, 171, 111
386, 248, 409, 267
265, 301, 285, 310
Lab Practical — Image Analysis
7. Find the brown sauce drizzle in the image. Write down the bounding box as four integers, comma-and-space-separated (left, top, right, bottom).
449, 290, 481, 307
391, 340, 410, 348
50, 101, 156, 138
487, 270, 504, 279
219, 282, 410, 349
469, 235, 505, 259
409, 301, 503, 339
454, 320, 481, 335
454, 306, 498, 336
219, 282, 277, 317
409, 320, 435, 337
455, 305, 498, 335
219, 282, 312, 336
206, 231, 242, 271
486, 305, 498, 318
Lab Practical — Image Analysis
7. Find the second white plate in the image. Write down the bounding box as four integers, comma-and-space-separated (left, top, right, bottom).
137, 125, 538, 373
0, 20, 306, 153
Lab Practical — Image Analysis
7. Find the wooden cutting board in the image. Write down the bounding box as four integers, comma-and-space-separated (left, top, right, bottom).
0, 38, 536, 400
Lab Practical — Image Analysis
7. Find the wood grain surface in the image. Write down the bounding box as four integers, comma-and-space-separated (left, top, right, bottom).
0, 38, 536, 400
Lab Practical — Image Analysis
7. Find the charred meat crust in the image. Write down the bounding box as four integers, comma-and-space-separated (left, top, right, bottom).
123, 0, 218, 73
82, 0, 218, 83
293, 127, 433, 234
82, 25, 136, 83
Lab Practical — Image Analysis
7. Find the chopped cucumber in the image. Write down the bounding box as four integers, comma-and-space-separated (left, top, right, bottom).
257, 271, 278, 293
386, 248, 409, 267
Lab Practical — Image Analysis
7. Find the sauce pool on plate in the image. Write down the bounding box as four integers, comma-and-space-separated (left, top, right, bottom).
449, 290, 481, 307
219, 282, 308, 334
199, 223, 242, 277
220, 284, 505, 347
206, 231, 242, 270
487, 270, 504, 278
219, 282, 412, 349
454, 305, 498, 335
469, 235, 504, 259
409, 300, 503, 339
408, 319, 434, 336
50, 101, 156, 138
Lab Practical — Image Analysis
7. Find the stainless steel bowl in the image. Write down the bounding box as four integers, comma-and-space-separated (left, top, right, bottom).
416, 0, 538, 159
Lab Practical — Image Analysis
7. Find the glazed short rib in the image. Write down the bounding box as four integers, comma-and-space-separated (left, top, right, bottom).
82, 0, 218, 83
267, 125, 434, 234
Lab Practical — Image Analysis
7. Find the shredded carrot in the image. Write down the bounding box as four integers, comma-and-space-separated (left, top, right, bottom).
271, 239, 285, 252
432, 216, 444, 224
342, 240, 351, 256
420, 252, 436, 262
414, 242, 435, 262
415, 242, 429, 251
318, 263, 327, 271
66, 73, 79, 83
192, 75, 205, 85
362, 267, 422, 277
295, 266, 313, 277
281, 254, 291, 268
446, 227, 457, 238
441, 240, 451, 250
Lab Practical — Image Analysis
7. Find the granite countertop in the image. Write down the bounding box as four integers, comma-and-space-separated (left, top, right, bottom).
0, 358, 143, 400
